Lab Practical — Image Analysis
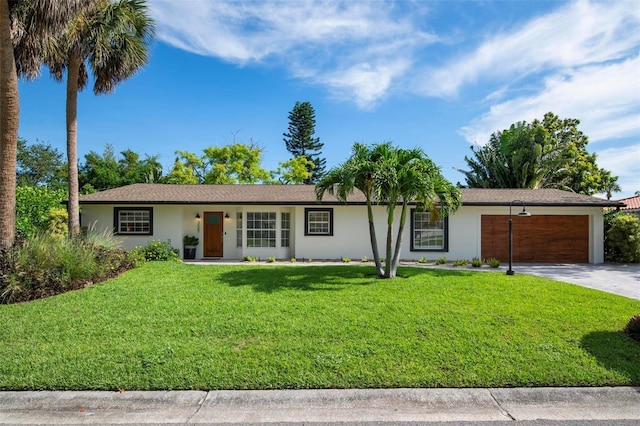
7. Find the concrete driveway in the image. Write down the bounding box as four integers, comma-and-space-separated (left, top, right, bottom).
511, 263, 640, 300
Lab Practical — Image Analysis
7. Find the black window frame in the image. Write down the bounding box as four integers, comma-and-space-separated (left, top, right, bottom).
114, 207, 153, 236
410, 208, 448, 252
304, 208, 333, 236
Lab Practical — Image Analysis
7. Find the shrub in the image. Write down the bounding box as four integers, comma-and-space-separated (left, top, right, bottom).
342, 257, 351, 263
243, 256, 257, 262
268, 256, 276, 263
452, 259, 468, 267
605, 213, 640, 263
84, 226, 124, 251
132, 240, 180, 262
624, 314, 640, 342
361, 256, 369, 263
290, 258, 297, 263
487, 257, 500, 268
471, 257, 482, 267
0, 233, 137, 304
46, 207, 68, 238
435, 257, 447, 265
418, 257, 428, 264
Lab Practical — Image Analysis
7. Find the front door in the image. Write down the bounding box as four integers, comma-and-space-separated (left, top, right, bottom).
204, 212, 224, 257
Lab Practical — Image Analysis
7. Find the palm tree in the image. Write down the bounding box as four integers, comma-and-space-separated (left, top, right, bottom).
317, 142, 461, 279
603, 179, 621, 200
384, 148, 461, 278
316, 142, 385, 277
0, 1, 19, 249
373, 145, 461, 278
1, 0, 88, 248
45, 0, 154, 236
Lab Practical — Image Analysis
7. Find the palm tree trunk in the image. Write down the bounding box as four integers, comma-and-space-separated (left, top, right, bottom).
0, 1, 19, 248
366, 198, 384, 277
390, 202, 408, 278
66, 56, 81, 237
384, 205, 395, 278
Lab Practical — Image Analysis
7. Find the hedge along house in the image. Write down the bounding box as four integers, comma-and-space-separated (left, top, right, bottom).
77, 184, 623, 264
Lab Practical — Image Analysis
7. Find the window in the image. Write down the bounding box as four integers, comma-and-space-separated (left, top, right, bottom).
246, 212, 276, 247
281, 212, 291, 247
411, 209, 448, 251
236, 212, 243, 248
305, 208, 333, 236
114, 207, 153, 235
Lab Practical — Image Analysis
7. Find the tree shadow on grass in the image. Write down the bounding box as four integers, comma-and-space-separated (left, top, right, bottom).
581, 330, 640, 385
215, 265, 476, 294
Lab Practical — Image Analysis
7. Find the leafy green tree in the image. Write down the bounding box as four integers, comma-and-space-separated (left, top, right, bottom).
164, 143, 271, 184
460, 112, 616, 195
163, 154, 200, 184
317, 142, 461, 278
461, 122, 560, 189
2, 0, 87, 248
272, 156, 315, 184
17, 138, 66, 189
45, 0, 154, 236
79, 144, 163, 191
15, 186, 67, 239
119, 149, 163, 185
283, 101, 326, 183
79, 144, 121, 192
536, 113, 613, 196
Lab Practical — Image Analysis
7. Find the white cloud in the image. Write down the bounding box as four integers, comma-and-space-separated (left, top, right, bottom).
148, 0, 437, 108
460, 56, 640, 144
148, 0, 640, 118
596, 144, 640, 197
312, 60, 412, 109
420, 0, 640, 98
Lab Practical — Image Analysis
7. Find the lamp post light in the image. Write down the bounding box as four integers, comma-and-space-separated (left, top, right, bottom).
507, 200, 531, 276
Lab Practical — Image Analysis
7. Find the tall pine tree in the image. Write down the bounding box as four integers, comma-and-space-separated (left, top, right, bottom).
283, 101, 326, 183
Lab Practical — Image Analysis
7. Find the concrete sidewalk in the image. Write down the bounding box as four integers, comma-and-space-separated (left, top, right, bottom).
1, 387, 639, 424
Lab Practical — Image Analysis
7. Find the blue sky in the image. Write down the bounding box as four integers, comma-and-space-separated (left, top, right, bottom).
17, 0, 640, 198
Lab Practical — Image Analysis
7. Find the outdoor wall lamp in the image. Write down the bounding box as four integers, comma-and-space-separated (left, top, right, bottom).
195, 213, 201, 220
507, 200, 531, 276
224, 213, 230, 219
195, 213, 201, 232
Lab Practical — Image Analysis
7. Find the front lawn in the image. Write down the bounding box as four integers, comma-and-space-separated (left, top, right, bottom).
1, 263, 638, 390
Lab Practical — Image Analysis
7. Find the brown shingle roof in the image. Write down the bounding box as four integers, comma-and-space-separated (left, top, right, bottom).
457, 188, 623, 207
77, 184, 624, 207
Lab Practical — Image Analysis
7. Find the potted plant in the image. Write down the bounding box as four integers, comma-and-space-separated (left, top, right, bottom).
183, 235, 199, 260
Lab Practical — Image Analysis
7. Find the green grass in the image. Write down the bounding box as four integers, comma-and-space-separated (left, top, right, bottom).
1, 263, 638, 390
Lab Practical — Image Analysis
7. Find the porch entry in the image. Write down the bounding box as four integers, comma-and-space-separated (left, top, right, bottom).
204, 212, 224, 257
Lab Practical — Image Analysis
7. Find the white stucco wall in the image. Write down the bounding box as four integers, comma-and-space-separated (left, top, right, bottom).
81, 204, 294, 260
80, 203, 606, 263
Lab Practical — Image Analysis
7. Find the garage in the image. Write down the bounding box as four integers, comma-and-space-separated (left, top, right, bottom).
481, 215, 589, 263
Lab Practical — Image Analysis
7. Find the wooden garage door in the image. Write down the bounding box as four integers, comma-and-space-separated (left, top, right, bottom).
481, 215, 589, 263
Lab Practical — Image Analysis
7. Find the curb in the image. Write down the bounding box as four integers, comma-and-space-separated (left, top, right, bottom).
1, 387, 639, 424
